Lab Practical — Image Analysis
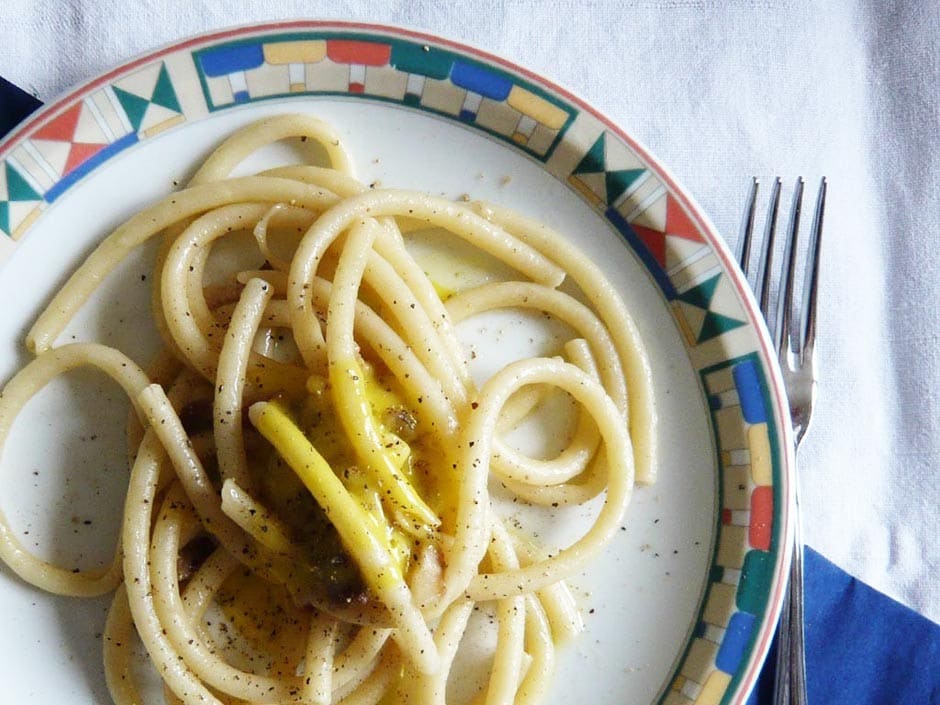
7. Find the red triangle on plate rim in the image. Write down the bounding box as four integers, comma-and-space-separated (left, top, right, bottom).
32, 102, 84, 143
64, 142, 106, 174
665, 195, 705, 242
630, 223, 668, 267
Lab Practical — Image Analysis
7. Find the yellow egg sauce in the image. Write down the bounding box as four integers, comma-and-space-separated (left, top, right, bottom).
212, 568, 309, 679
247, 349, 454, 617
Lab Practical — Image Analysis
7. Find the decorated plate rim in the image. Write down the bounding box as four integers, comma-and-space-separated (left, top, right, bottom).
0, 19, 794, 705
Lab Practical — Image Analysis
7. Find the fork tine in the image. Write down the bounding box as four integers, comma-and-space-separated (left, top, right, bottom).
737, 177, 759, 274
800, 177, 827, 361
777, 178, 805, 360
756, 177, 782, 323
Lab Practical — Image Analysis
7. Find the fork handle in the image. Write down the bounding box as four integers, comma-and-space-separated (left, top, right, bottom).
774, 490, 808, 705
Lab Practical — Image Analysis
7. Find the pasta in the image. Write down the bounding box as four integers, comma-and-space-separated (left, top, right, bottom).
0, 114, 656, 705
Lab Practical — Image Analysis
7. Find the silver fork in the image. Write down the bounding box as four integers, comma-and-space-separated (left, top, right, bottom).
737, 176, 827, 705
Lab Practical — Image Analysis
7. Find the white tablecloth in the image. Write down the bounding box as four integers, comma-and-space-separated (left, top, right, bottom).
2, 0, 938, 626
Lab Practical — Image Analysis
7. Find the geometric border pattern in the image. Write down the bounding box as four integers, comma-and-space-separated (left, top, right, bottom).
663, 354, 781, 704
0, 62, 184, 239
568, 131, 748, 347
0, 23, 789, 705
191, 32, 577, 161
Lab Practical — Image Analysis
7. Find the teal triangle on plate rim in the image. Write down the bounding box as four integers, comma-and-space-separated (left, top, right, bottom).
678, 272, 721, 310
5, 161, 40, 201
605, 168, 645, 205
699, 310, 748, 343
151, 63, 182, 113
572, 132, 607, 176
112, 86, 151, 132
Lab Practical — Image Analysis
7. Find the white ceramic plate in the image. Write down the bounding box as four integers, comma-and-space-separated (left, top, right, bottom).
0, 22, 792, 705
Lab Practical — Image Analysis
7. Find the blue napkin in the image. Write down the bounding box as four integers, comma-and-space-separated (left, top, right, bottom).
0, 76, 41, 139
750, 546, 940, 705
2, 78, 939, 705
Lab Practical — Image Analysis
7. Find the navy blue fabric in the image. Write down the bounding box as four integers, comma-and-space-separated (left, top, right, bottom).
2, 78, 939, 705
0, 76, 41, 141
751, 546, 940, 704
